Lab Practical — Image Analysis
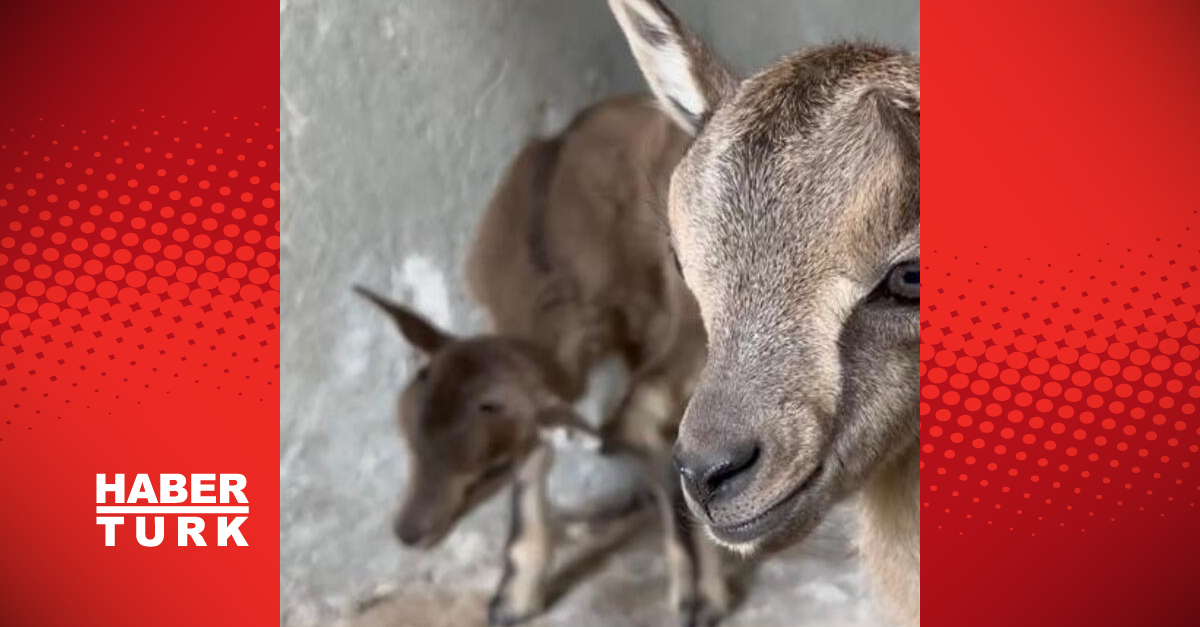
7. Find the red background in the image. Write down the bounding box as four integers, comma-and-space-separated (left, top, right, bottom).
924, 0, 1200, 624
4, 0, 1200, 625
0, 2, 279, 626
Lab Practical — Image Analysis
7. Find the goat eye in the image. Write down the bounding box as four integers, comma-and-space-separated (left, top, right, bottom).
416, 366, 430, 381
885, 262, 920, 302
479, 402, 503, 414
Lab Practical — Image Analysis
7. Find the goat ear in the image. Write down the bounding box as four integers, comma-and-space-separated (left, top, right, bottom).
607, 0, 736, 135
354, 285, 450, 354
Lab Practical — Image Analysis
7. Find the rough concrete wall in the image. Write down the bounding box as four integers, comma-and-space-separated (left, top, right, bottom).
703, 0, 920, 76
280, 1, 918, 625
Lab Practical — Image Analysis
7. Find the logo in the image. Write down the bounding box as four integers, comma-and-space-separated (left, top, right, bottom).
95, 474, 250, 547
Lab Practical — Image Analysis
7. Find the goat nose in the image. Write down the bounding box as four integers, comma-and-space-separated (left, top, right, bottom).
674, 440, 761, 509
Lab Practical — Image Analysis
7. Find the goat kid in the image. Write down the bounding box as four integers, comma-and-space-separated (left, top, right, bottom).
358, 96, 729, 627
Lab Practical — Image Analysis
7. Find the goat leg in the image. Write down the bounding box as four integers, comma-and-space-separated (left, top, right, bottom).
488, 448, 554, 626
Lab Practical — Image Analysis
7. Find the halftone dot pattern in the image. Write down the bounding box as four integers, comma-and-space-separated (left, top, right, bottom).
921, 223, 1200, 535
0, 110, 279, 441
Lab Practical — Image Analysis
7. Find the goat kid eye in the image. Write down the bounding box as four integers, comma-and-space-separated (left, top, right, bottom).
885, 262, 920, 302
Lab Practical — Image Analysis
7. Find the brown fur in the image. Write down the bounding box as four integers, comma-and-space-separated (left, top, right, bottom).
609, 1, 920, 624
357, 96, 727, 626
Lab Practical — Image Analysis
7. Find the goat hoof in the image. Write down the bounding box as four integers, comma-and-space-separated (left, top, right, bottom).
486, 594, 541, 627
678, 598, 725, 627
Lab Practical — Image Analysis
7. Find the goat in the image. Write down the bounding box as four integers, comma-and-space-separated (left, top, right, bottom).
357, 95, 730, 626
608, 1, 920, 624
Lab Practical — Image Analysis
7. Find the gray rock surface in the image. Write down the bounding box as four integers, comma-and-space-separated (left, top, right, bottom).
280, 1, 918, 625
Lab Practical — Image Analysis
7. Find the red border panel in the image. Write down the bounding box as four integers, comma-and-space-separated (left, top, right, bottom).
925, 1, 1200, 624
0, 2, 279, 625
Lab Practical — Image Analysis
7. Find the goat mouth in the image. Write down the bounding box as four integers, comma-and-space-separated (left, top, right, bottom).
404, 462, 518, 551
706, 462, 825, 547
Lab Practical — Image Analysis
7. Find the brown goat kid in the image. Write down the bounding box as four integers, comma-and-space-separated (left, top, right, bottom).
357, 97, 730, 627
609, 1, 920, 624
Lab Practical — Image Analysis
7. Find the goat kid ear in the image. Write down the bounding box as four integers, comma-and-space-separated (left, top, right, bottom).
607, 0, 737, 135
353, 285, 451, 354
